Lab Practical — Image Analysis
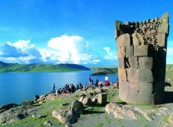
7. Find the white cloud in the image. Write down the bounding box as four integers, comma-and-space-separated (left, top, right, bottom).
0, 35, 114, 66
103, 46, 117, 60
47, 35, 92, 64
0, 40, 42, 64
7, 40, 35, 52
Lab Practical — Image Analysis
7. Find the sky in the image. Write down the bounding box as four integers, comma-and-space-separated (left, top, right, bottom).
0, 0, 172, 66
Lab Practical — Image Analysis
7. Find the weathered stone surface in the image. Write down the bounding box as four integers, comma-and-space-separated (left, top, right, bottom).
118, 57, 126, 68
134, 45, 149, 56
71, 100, 83, 114
158, 23, 169, 34
138, 93, 154, 104
44, 121, 53, 126
115, 21, 123, 38
139, 69, 153, 82
115, 13, 169, 104
97, 93, 107, 105
138, 57, 153, 69
0, 105, 36, 124
157, 33, 166, 47
128, 57, 138, 68
117, 33, 131, 47
118, 67, 127, 81
119, 81, 130, 101
118, 47, 125, 58
132, 32, 144, 45
139, 82, 153, 95
127, 83, 139, 104
126, 68, 139, 82
126, 46, 134, 57
52, 110, 77, 124
161, 13, 169, 23
82, 97, 92, 106
168, 112, 173, 123
105, 102, 169, 121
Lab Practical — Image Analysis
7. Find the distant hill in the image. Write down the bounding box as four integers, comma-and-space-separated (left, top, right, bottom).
90, 67, 117, 76
166, 64, 173, 81
0, 62, 90, 72
90, 65, 173, 80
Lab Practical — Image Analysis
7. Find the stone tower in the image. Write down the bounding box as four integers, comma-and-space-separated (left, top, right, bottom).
115, 13, 169, 104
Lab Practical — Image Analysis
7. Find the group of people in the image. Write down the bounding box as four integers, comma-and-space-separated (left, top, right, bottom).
51, 75, 112, 95
52, 83, 84, 95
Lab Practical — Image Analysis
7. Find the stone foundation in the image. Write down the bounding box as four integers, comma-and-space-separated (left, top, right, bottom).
115, 13, 169, 104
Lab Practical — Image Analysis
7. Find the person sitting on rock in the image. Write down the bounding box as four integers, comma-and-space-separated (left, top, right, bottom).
79, 83, 83, 90
76, 84, 80, 90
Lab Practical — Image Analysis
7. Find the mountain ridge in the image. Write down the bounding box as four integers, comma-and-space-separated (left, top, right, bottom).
0, 61, 90, 72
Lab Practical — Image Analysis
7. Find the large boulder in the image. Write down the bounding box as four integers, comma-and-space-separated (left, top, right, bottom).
71, 100, 83, 114
97, 93, 107, 105
82, 97, 92, 106
52, 110, 77, 124
45, 93, 56, 101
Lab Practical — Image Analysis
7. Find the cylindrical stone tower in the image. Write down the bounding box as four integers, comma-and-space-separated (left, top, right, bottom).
115, 13, 169, 104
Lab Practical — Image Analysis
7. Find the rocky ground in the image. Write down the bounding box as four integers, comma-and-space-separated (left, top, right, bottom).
1, 82, 173, 127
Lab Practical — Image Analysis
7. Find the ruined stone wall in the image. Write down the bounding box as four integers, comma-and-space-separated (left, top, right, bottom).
115, 13, 169, 104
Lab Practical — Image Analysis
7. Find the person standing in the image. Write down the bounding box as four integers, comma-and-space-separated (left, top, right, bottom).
52, 83, 56, 93
105, 75, 109, 86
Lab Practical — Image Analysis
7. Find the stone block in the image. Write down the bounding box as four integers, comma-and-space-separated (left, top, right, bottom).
118, 57, 126, 68
139, 69, 153, 82
126, 46, 134, 57
127, 90, 139, 104
157, 33, 166, 47
119, 81, 130, 102
158, 23, 169, 34
118, 47, 126, 58
139, 82, 153, 95
126, 68, 139, 82
134, 45, 149, 56
129, 81, 139, 92
117, 33, 131, 47
129, 57, 138, 68
97, 93, 107, 105
132, 32, 144, 45
115, 20, 123, 39
138, 93, 154, 104
138, 57, 153, 69
71, 100, 83, 114
118, 67, 127, 81
161, 13, 169, 23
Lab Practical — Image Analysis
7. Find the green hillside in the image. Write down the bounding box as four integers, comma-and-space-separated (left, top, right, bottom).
90, 67, 117, 76
0, 62, 90, 72
166, 64, 173, 81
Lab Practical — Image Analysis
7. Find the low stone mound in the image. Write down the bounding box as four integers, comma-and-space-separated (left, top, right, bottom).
105, 102, 170, 121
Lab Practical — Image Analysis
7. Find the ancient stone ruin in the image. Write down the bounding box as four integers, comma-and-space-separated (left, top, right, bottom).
115, 13, 169, 104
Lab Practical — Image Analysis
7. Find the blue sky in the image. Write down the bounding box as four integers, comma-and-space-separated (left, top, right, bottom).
0, 0, 172, 66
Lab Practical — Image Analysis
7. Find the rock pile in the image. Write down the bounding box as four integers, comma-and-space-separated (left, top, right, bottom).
34, 93, 57, 104
105, 102, 169, 121
115, 13, 169, 104
52, 87, 108, 126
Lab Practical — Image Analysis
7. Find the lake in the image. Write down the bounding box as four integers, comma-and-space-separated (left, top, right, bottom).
0, 71, 117, 105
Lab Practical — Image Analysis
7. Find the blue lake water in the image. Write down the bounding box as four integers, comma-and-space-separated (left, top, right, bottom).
0, 71, 117, 105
